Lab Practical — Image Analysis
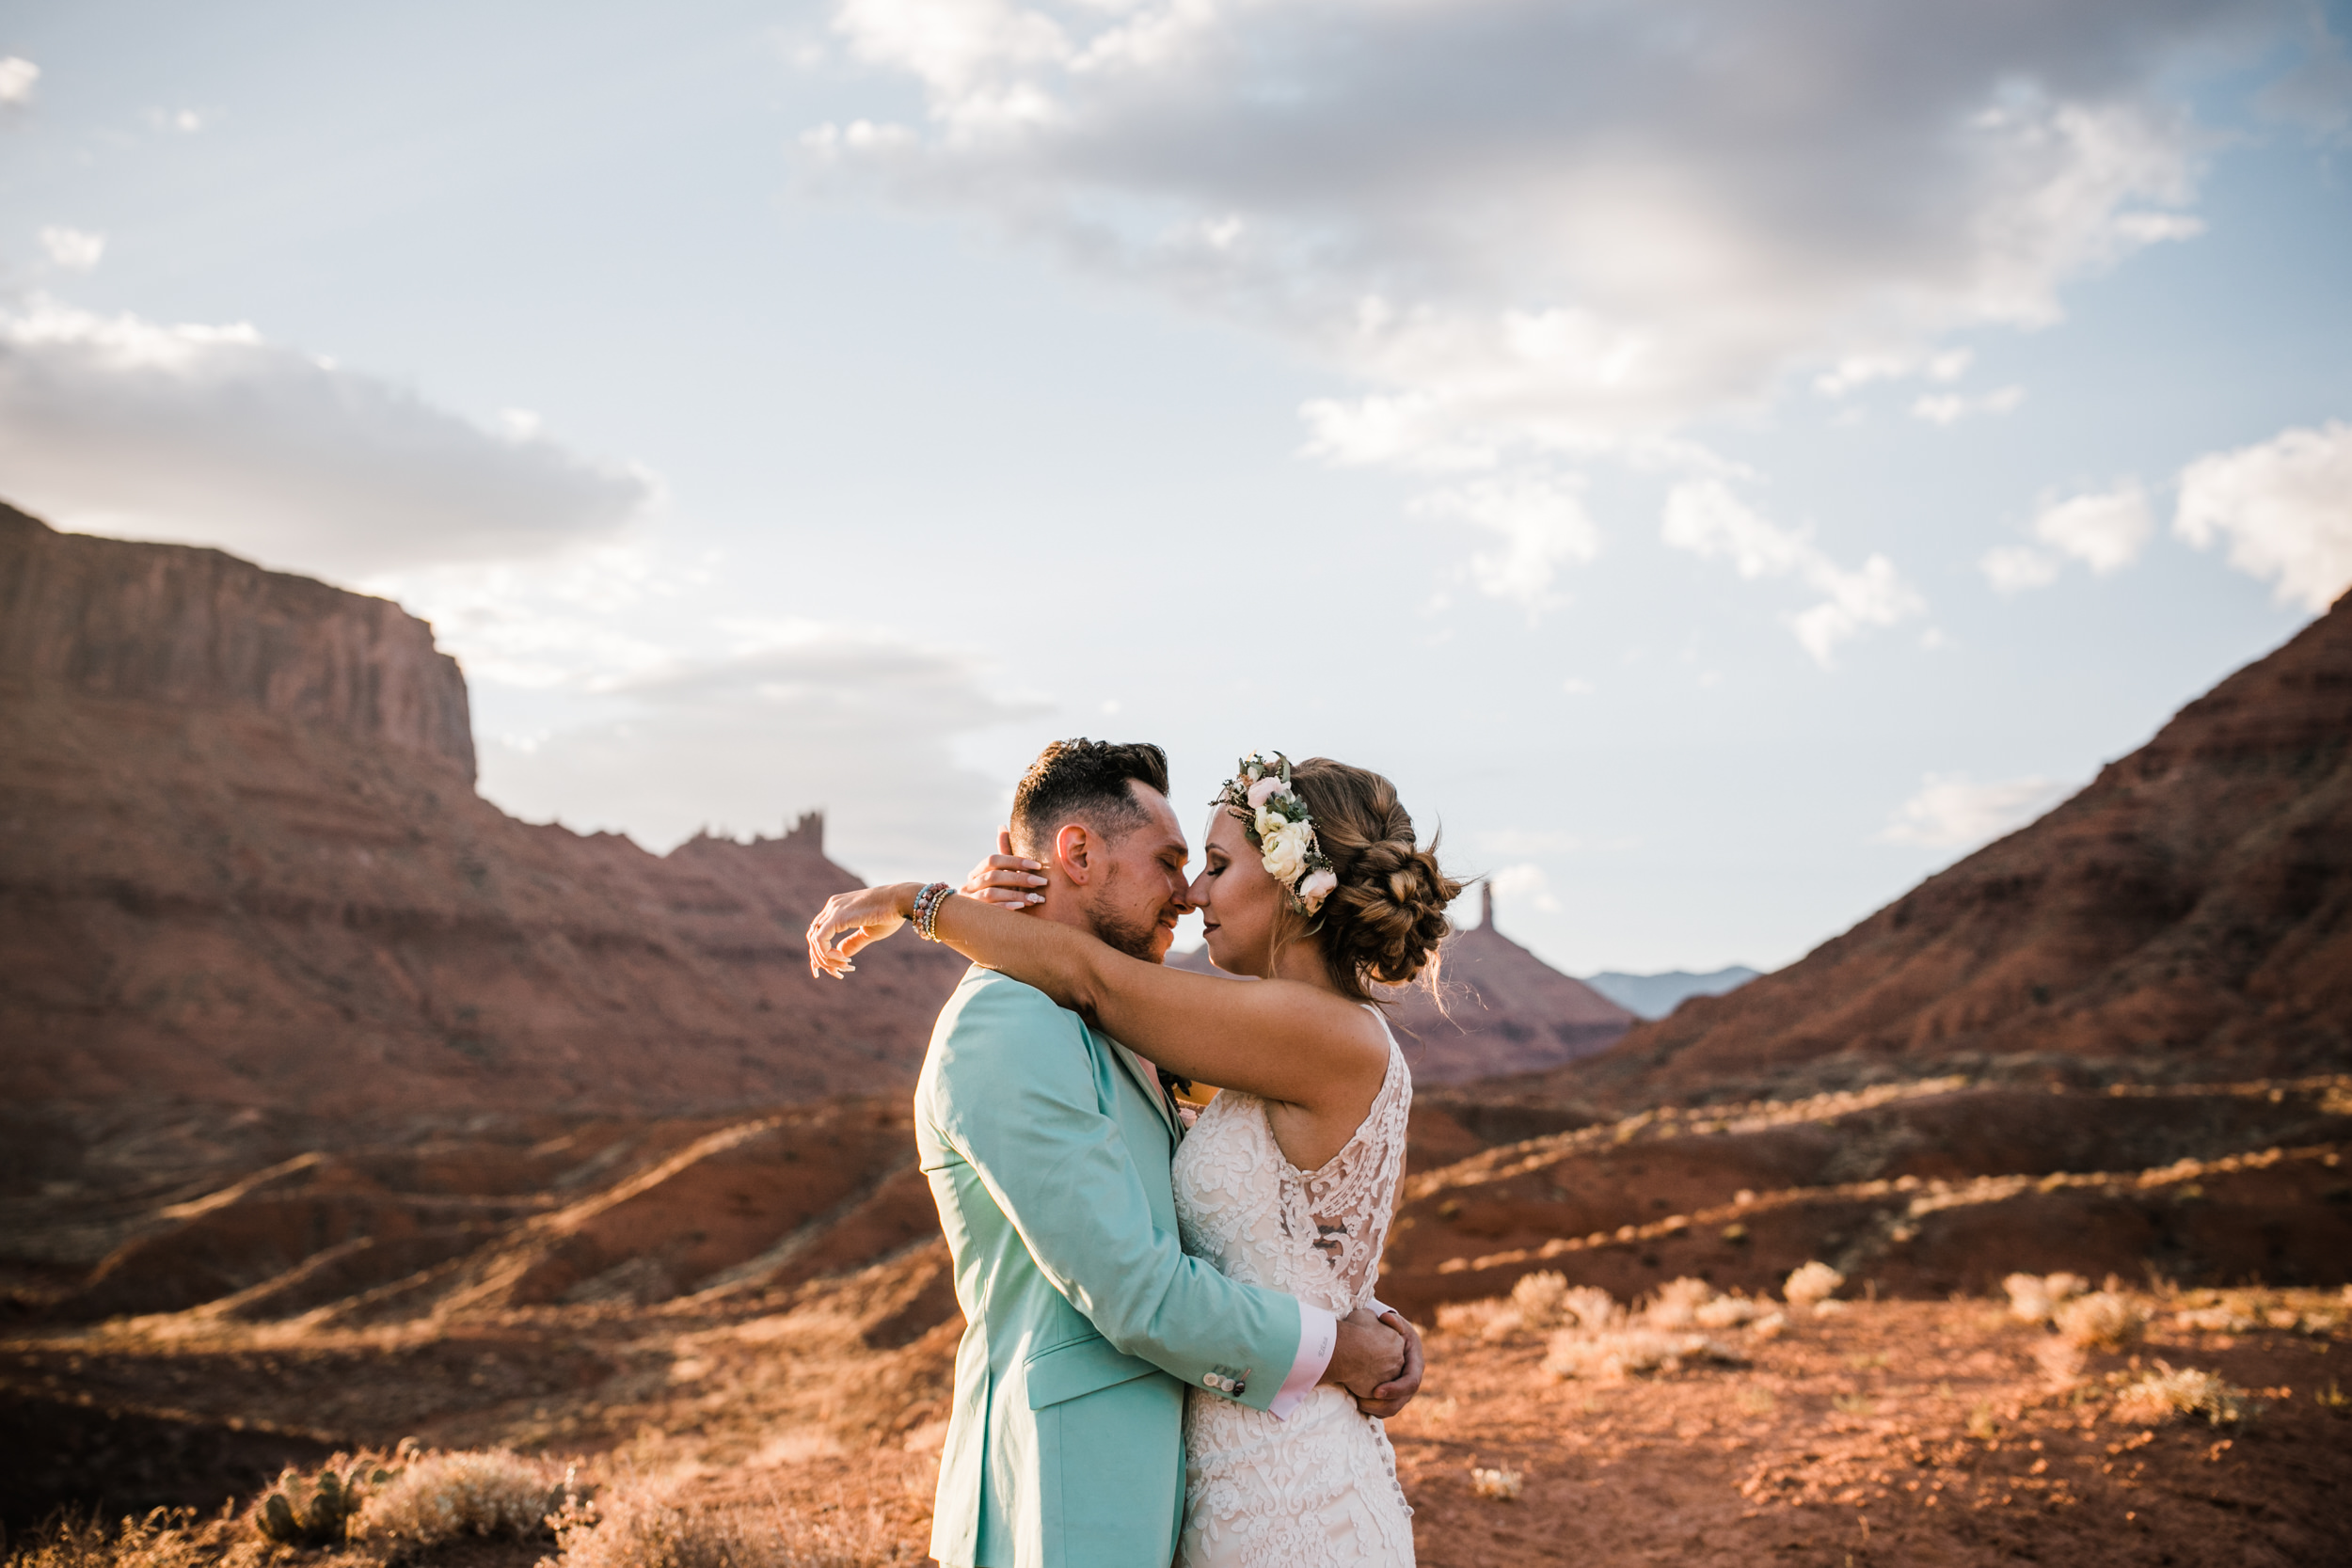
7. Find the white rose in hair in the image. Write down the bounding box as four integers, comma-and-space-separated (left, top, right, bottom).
1254, 804, 1288, 837
1261, 825, 1310, 884
1247, 775, 1284, 809
1298, 869, 1338, 911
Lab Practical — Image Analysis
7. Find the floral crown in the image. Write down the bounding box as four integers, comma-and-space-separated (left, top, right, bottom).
1212, 751, 1339, 916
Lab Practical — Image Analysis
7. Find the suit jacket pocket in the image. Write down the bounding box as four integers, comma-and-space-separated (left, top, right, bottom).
1023, 1335, 1162, 1410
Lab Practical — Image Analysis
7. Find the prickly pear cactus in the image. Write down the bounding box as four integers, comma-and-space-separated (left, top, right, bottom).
257, 1490, 301, 1544
250, 1459, 387, 1546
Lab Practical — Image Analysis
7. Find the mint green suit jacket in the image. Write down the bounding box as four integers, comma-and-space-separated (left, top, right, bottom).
917, 966, 1305, 1568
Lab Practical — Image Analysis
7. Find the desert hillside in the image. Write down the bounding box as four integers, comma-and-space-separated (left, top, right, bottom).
0, 504, 967, 1117
1518, 591, 2352, 1109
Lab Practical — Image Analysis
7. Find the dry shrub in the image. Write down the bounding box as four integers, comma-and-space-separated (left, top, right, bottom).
1436, 1272, 1619, 1342
348, 1448, 570, 1557
2054, 1291, 2145, 1351
2173, 1288, 2347, 1336
2031, 1336, 2088, 1389
1693, 1294, 1766, 1330
1643, 1277, 1716, 1329
547, 1487, 903, 1568
1508, 1271, 1569, 1326
1542, 1327, 1742, 1381
1468, 1466, 1523, 1501
1561, 1285, 1622, 1332
2003, 1272, 2088, 1324
1434, 1298, 1508, 1338
1782, 1261, 1844, 1313
3, 1511, 250, 1568
2112, 1363, 2251, 1427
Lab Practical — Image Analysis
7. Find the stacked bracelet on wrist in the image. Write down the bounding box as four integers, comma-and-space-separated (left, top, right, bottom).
911, 881, 953, 941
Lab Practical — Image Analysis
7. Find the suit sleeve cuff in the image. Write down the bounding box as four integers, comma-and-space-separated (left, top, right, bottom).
1268, 1301, 1337, 1421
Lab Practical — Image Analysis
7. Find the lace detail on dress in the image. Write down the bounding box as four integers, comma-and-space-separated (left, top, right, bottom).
1170, 1011, 1415, 1568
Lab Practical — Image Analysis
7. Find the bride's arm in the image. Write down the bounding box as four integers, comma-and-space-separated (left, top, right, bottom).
807, 883, 1386, 1112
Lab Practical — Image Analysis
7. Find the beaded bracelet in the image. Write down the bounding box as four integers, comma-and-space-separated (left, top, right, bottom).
911, 881, 952, 941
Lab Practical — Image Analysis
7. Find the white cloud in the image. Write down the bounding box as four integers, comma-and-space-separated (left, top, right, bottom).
809, 0, 2290, 467
1661, 480, 1925, 667
476, 628, 1047, 879
2034, 481, 2153, 573
0, 296, 654, 580
364, 546, 706, 692
1982, 479, 2155, 592
2174, 420, 2352, 612
1880, 772, 2072, 849
39, 227, 105, 271
1980, 544, 2062, 594
1911, 385, 2026, 426
1486, 863, 1562, 914
0, 57, 37, 106
1411, 471, 1600, 613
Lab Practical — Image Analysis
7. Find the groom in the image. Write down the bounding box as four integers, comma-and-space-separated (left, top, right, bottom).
917, 738, 1417, 1568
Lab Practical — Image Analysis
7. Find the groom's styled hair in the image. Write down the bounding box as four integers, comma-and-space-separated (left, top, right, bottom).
1009, 738, 1170, 856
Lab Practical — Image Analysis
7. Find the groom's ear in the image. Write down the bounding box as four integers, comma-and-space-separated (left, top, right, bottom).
1054, 821, 1093, 884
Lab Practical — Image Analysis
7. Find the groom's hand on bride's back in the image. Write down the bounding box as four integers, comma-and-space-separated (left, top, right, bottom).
961, 828, 1049, 908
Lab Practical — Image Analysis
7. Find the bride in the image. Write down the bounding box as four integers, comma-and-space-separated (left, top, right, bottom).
809, 751, 1459, 1567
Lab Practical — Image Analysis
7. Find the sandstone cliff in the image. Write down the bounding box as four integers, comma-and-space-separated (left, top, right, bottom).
0, 506, 966, 1117
1, 502, 475, 776
1532, 591, 2352, 1106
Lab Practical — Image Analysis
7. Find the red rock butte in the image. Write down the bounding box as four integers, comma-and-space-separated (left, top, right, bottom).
0, 501, 968, 1118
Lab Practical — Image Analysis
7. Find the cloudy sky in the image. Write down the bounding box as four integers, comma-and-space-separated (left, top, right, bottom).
4, 0, 2348, 974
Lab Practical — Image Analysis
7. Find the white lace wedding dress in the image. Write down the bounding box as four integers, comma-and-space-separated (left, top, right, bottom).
1170, 1010, 1416, 1567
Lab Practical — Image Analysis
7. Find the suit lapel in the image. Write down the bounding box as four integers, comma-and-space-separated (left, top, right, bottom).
1103, 1032, 1181, 1143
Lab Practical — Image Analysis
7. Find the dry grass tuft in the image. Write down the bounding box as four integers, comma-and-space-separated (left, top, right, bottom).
346, 1448, 570, 1557
1782, 1261, 1844, 1313
1506, 1271, 1569, 1327
2112, 1362, 2252, 1427
2171, 1286, 2350, 1337
1454, 1275, 1769, 1378
2031, 1336, 2088, 1389
1468, 1466, 1523, 1501
2003, 1271, 2089, 1324
1437, 1272, 1624, 1341
2, 1511, 252, 1568
545, 1486, 905, 1568
2054, 1291, 2145, 1351
1542, 1326, 1744, 1381
1560, 1284, 1622, 1332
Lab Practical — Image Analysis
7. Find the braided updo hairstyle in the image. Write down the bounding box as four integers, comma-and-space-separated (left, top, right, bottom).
1277, 757, 1464, 1003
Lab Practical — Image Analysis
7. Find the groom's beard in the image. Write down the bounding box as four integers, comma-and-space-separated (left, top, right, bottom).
1086, 864, 1169, 963
1086, 901, 1165, 963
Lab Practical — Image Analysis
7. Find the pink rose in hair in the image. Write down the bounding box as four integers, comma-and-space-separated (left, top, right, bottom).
1247, 775, 1284, 809
1298, 869, 1338, 910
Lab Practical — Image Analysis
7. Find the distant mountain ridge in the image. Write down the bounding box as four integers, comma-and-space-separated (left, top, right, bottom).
0, 503, 967, 1117
1583, 966, 1761, 1021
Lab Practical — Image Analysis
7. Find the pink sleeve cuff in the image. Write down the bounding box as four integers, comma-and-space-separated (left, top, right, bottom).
1268, 1301, 1337, 1420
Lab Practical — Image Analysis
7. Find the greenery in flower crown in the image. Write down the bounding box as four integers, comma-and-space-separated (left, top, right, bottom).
1211, 751, 1340, 915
